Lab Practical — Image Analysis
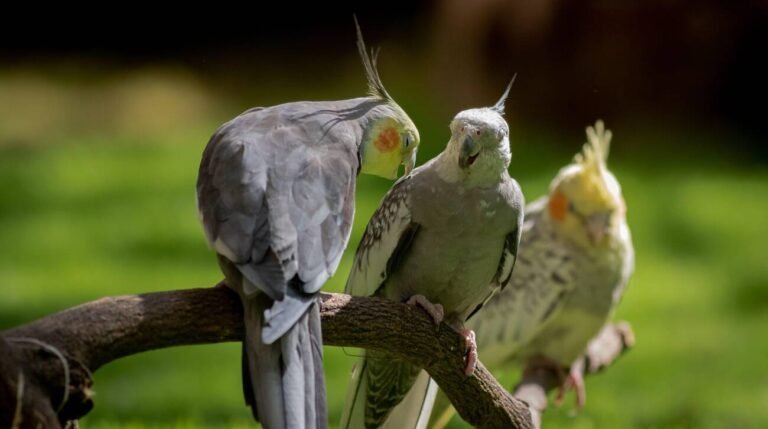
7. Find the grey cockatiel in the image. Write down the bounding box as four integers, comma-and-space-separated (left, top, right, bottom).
196, 20, 420, 429
339, 81, 524, 429
406, 121, 634, 429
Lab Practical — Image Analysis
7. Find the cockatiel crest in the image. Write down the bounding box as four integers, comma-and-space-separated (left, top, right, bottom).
548, 120, 624, 246
568, 120, 617, 209
354, 17, 420, 179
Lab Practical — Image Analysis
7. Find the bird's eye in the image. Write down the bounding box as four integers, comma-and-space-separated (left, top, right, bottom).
460, 125, 466, 133
568, 202, 576, 213
403, 134, 411, 148
475, 129, 482, 137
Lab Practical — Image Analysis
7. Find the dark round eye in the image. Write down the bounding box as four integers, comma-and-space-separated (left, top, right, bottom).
404, 135, 411, 148
475, 129, 481, 137
460, 125, 466, 133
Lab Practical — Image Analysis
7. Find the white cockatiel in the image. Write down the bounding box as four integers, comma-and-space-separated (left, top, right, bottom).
196, 20, 420, 429
405, 121, 634, 429
340, 81, 525, 429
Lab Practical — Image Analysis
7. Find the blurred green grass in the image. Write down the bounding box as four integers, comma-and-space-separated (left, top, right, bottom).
2, 114, 768, 428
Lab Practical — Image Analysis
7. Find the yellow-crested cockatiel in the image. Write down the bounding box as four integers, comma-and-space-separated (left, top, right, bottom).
472, 120, 634, 407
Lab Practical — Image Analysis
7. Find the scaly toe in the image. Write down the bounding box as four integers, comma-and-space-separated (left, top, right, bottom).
406, 294, 444, 325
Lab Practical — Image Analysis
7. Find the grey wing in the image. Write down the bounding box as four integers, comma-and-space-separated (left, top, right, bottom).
269, 139, 358, 295
502, 189, 526, 290
465, 227, 521, 322
197, 116, 280, 297
345, 175, 417, 297
198, 111, 358, 338
466, 180, 525, 321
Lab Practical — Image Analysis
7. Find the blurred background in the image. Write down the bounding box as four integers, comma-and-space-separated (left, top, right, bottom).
1, 2, 767, 428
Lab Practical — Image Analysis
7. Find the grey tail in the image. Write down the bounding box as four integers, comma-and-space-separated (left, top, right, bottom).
340, 352, 421, 429
243, 296, 327, 429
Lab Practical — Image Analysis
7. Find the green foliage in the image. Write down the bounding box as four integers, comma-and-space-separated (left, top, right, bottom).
1, 130, 767, 428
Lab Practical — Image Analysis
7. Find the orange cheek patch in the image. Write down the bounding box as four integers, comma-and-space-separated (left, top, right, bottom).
375, 127, 400, 152
549, 191, 568, 222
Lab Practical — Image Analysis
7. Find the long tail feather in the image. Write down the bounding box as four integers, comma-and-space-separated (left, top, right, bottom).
340, 352, 421, 429
243, 297, 327, 429
243, 296, 286, 428
381, 370, 438, 429
340, 357, 368, 429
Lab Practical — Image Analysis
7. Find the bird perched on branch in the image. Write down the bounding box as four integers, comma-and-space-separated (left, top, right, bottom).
195, 19, 420, 429
406, 120, 634, 429
340, 80, 524, 429
472, 120, 633, 408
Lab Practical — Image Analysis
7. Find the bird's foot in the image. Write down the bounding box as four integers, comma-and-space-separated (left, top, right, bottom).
457, 327, 478, 376
406, 294, 444, 326
524, 355, 586, 410
559, 365, 586, 410
584, 322, 635, 373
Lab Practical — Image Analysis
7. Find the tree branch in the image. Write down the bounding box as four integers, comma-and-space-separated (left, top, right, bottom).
1, 283, 633, 429
1, 284, 533, 429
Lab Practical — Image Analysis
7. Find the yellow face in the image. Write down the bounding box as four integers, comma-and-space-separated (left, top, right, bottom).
360, 117, 419, 179
547, 166, 625, 247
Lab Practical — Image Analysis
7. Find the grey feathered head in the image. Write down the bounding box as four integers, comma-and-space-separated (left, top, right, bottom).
449, 78, 517, 174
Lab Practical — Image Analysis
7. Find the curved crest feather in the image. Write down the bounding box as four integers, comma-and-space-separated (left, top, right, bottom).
354, 16, 393, 102
490, 74, 517, 115
575, 120, 612, 172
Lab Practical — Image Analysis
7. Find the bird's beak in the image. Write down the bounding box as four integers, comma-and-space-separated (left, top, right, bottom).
459, 136, 481, 169
586, 213, 611, 244
404, 150, 417, 175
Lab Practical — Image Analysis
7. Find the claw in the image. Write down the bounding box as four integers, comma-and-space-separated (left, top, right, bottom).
563, 356, 586, 409
526, 355, 586, 410
459, 328, 477, 376
406, 294, 444, 325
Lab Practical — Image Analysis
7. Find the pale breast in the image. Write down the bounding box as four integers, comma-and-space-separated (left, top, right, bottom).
519, 224, 632, 365
382, 170, 519, 323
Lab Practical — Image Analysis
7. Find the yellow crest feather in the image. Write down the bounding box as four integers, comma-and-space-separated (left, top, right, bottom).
567, 120, 616, 210
574, 120, 612, 174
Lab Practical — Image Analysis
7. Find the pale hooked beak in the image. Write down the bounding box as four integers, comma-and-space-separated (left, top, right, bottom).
586, 213, 611, 244
404, 149, 417, 175
459, 136, 481, 169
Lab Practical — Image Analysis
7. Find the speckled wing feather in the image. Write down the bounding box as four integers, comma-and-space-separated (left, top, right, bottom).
340, 175, 421, 429
345, 175, 417, 298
